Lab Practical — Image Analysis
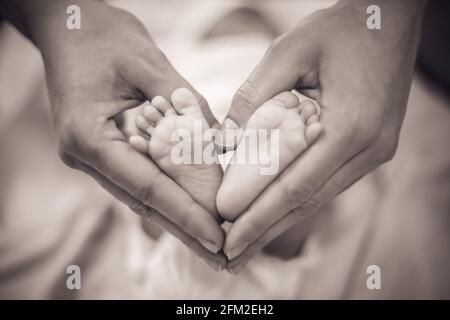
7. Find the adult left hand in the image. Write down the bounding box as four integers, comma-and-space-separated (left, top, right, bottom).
222, 0, 426, 273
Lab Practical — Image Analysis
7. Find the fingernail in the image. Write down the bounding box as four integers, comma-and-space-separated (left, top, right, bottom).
230, 268, 239, 275
225, 242, 249, 260
232, 263, 247, 275
221, 118, 239, 131
227, 265, 243, 275
203, 259, 223, 272
197, 237, 219, 254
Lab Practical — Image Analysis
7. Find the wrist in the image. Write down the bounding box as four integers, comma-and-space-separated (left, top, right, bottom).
0, 0, 110, 51
337, 0, 427, 12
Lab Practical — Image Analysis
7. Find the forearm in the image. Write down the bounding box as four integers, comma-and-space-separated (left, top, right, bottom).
337, 0, 427, 32
333, 0, 426, 82
0, 0, 108, 51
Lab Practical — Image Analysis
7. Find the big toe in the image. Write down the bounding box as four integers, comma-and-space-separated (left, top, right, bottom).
272, 91, 299, 109
171, 87, 201, 115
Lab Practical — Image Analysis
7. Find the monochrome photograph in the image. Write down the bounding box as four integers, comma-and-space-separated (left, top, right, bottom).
0, 0, 449, 304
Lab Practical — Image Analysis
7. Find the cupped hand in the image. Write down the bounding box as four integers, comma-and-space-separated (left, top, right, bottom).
24, 1, 226, 269
222, 0, 426, 273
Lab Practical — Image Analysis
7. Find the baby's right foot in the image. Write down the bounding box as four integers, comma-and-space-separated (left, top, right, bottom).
217, 91, 322, 221
129, 88, 223, 218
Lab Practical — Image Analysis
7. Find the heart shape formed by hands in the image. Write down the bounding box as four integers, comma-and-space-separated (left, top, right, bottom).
129, 87, 322, 272
17, 0, 420, 276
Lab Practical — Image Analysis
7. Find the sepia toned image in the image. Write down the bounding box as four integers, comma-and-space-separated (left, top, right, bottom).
0, 0, 449, 302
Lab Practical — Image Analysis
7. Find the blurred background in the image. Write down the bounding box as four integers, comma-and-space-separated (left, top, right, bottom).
0, 0, 449, 299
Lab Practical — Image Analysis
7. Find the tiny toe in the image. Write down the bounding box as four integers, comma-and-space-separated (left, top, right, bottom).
272, 91, 299, 109
129, 135, 149, 154
307, 114, 320, 125
143, 105, 163, 125
305, 122, 323, 145
152, 96, 176, 116
171, 87, 201, 115
136, 115, 152, 134
146, 125, 155, 135
300, 100, 317, 121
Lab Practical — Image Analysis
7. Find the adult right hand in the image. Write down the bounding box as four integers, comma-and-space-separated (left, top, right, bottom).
0, 0, 226, 270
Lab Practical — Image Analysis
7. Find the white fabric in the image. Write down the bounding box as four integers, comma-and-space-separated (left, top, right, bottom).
129, 228, 321, 299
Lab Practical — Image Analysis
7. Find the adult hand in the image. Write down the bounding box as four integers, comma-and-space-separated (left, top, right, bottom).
0, 0, 226, 269
223, 0, 426, 273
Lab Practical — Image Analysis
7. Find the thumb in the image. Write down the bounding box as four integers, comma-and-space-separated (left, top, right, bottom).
226, 37, 318, 129
121, 51, 217, 126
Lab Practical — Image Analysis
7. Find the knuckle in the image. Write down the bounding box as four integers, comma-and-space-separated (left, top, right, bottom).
238, 219, 264, 244
356, 126, 379, 149
368, 124, 399, 163
58, 149, 78, 169
332, 109, 380, 154
183, 236, 196, 250
141, 47, 171, 74
128, 202, 147, 217
296, 198, 320, 216
196, 94, 209, 111
128, 170, 162, 208
248, 218, 267, 239
254, 237, 267, 250
177, 201, 198, 230
372, 137, 398, 163
232, 81, 261, 114
266, 39, 281, 56
267, 34, 287, 55
57, 121, 78, 155
150, 46, 169, 65
348, 117, 379, 151
121, 46, 170, 84
133, 182, 156, 208
282, 181, 312, 209
57, 118, 100, 162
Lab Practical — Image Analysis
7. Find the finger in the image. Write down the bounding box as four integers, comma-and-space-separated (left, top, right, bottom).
224, 111, 356, 259
225, 37, 317, 128
63, 152, 226, 269
129, 135, 148, 154
75, 132, 225, 253
226, 148, 381, 273
142, 208, 228, 271
120, 53, 217, 126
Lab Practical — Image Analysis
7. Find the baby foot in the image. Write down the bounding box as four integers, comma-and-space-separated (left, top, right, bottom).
129, 88, 222, 218
217, 91, 322, 221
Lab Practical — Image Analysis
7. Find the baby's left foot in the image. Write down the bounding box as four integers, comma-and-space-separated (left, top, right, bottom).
217, 91, 322, 221
129, 88, 222, 218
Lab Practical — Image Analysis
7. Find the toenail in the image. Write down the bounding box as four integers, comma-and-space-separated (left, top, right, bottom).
203, 259, 223, 272
197, 237, 219, 254
273, 92, 299, 108
151, 96, 166, 105
300, 99, 321, 116
307, 114, 319, 125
